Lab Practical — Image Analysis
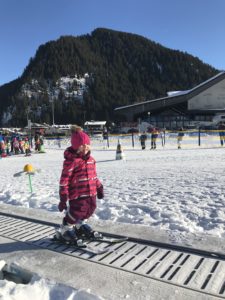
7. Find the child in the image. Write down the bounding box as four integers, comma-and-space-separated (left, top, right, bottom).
0, 140, 5, 157
57, 125, 104, 244
13, 138, 20, 155
5, 139, 11, 156
24, 138, 31, 156
19, 138, 25, 154
35, 137, 41, 152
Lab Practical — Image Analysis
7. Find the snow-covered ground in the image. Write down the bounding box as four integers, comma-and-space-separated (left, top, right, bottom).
0, 259, 102, 300
0, 142, 225, 299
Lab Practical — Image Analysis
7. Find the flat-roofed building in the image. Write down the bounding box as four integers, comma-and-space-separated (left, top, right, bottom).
115, 72, 225, 129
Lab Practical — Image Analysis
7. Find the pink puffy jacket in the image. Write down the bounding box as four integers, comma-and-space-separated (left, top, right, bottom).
59, 147, 102, 203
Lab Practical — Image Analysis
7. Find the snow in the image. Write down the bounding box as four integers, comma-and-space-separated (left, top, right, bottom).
0, 261, 101, 300
0, 141, 225, 299
167, 90, 190, 96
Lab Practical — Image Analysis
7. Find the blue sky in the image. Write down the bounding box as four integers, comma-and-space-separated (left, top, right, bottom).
0, 0, 225, 86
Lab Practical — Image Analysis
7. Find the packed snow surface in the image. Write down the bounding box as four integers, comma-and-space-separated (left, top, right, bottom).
1, 147, 225, 237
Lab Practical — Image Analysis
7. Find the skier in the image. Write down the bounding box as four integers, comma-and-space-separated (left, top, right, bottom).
177, 127, 184, 149
19, 138, 25, 154
57, 125, 104, 245
218, 122, 225, 146
24, 138, 31, 156
0, 132, 3, 144
150, 128, 158, 149
139, 132, 147, 150
10, 130, 20, 152
13, 138, 20, 155
102, 127, 108, 149
5, 138, 11, 156
35, 136, 41, 152
0, 140, 5, 157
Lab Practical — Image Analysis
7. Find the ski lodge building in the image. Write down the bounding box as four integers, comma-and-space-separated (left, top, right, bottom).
115, 72, 225, 129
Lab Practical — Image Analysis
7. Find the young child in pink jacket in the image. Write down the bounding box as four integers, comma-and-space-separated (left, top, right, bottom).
58, 125, 104, 244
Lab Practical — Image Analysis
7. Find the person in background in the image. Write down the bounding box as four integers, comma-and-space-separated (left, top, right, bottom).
102, 127, 108, 149
5, 138, 11, 156
177, 127, 185, 149
24, 137, 31, 156
139, 132, 147, 150
0, 140, 7, 157
0, 132, 3, 143
57, 125, 104, 245
150, 128, 158, 149
13, 138, 20, 155
218, 122, 225, 146
19, 138, 25, 154
10, 130, 19, 152
0, 140, 4, 157
38, 134, 45, 153
35, 136, 41, 152
34, 132, 40, 151
0, 133, 3, 156
57, 134, 61, 148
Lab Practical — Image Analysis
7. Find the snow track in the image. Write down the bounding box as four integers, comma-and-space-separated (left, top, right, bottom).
0, 212, 225, 299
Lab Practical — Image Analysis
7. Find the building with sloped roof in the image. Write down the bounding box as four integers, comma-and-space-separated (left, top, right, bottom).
115, 72, 225, 129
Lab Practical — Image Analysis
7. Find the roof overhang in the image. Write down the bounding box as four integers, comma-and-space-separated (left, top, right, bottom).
114, 71, 225, 115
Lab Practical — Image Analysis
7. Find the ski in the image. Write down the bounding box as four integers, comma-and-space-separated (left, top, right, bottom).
51, 234, 109, 255
82, 245, 110, 255
90, 236, 128, 244
52, 228, 128, 255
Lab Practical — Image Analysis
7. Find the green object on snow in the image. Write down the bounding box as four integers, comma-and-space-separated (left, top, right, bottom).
28, 174, 33, 193
39, 145, 45, 153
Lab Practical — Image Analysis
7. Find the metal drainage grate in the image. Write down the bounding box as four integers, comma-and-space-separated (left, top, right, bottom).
0, 214, 225, 298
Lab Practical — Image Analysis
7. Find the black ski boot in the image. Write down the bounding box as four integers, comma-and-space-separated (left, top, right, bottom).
75, 224, 102, 240
56, 220, 83, 246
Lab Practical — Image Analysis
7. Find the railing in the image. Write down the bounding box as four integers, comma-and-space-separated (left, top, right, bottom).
43, 129, 225, 151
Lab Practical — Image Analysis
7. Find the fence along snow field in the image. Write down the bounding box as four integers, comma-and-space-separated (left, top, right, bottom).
44, 129, 225, 150
0, 213, 225, 298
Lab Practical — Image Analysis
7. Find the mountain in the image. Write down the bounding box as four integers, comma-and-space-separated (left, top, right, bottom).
0, 28, 219, 126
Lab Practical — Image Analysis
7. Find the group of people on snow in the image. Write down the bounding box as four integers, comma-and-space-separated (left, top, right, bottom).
0, 130, 44, 158
139, 124, 225, 150
139, 127, 184, 150
139, 128, 160, 150
0, 133, 31, 157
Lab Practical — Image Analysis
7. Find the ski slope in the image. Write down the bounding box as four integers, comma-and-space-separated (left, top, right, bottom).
0, 145, 225, 299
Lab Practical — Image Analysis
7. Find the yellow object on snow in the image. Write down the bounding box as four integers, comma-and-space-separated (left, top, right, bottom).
23, 164, 34, 173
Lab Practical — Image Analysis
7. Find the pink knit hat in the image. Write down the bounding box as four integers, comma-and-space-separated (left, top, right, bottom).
71, 130, 90, 150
